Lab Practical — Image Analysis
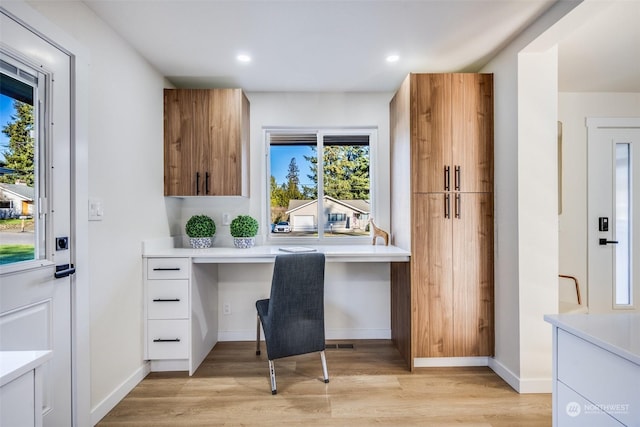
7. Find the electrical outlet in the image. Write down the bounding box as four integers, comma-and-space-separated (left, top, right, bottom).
223, 303, 231, 315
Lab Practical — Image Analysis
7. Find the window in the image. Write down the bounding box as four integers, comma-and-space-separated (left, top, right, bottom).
0, 53, 47, 266
267, 129, 374, 241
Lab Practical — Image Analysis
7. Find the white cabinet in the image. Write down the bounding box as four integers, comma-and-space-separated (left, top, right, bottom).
144, 257, 218, 375
0, 351, 51, 427
545, 314, 640, 427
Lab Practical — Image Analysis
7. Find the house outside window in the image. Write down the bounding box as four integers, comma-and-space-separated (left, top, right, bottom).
267, 128, 375, 242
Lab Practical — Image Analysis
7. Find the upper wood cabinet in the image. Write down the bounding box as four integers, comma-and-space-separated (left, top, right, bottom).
411, 73, 493, 194
164, 89, 250, 197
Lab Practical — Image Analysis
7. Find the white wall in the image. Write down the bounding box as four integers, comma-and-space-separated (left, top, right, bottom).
179, 92, 395, 340
558, 92, 640, 305
27, 1, 181, 421
480, 0, 582, 392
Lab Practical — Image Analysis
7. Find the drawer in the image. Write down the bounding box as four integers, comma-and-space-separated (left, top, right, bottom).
147, 280, 188, 319
556, 381, 624, 427
557, 329, 639, 426
147, 319, 189, 360
147, 258, 190, 280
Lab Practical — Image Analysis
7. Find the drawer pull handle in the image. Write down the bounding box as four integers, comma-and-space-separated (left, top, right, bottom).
153, 267, 181, 271
153, 338, 181, 343
152, 298, 180, 302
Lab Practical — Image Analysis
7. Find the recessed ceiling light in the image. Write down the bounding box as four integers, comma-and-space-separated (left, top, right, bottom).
386, 55, 400, 63
237, 54, 252, 63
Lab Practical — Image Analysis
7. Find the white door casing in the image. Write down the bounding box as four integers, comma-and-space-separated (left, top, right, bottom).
0, 10, 73, 427
587, 118, 640, 314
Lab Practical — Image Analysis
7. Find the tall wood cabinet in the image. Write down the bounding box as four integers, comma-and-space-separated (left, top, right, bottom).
164, 88, 250, 196
390, 73, 494, 368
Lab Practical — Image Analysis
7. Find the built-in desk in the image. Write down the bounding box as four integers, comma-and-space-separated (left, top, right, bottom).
142, 240, 410, 375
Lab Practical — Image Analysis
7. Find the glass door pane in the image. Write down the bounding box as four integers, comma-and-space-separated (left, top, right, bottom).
615, 142, 631, 306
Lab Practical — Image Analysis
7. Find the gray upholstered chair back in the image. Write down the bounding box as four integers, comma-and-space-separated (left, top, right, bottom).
260, 252, 326, 360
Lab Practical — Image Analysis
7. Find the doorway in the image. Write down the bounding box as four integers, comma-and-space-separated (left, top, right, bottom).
587, 118, 640, 313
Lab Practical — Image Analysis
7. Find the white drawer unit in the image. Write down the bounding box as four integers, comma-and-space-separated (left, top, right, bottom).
147, 280, 189, 319
545, 314, 640, 427
147, 319, 189, 360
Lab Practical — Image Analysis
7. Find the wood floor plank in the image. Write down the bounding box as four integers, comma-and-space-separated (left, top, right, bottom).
98, 340, 550, 426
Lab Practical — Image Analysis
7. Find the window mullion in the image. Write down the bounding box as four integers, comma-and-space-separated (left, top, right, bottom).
317, 132, 324, 240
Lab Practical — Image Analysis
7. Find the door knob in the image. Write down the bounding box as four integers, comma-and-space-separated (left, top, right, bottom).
599, 238, 619, 245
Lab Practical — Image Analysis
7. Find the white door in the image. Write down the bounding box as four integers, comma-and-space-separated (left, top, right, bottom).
587, 118, 640, 313
0, 11, 74, 427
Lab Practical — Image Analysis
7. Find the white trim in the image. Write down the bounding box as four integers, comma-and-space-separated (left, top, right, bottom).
488, 357, 520, 392
219, 328, 391, 342
149, 359, 189, 372
413, 356, 489, 368
586, 117, 640, 130
487, 358, 552, 394
90, 362, 150, 426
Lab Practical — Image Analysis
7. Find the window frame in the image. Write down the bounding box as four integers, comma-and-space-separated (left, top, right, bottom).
0, 50, 51, 271
265, 127, 377, 245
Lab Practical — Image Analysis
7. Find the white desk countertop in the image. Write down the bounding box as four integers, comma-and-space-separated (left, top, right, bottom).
0, 350, 52, 387
142, 242, 411, 263
544, 313, 640, 366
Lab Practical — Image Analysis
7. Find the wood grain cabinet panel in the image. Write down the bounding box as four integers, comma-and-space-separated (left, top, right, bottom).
164, 88, 250, 197
390, 73, 494, 367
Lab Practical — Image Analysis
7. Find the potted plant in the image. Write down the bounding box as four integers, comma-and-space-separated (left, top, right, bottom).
185, 214, 216, 248
230, 215, 259, 248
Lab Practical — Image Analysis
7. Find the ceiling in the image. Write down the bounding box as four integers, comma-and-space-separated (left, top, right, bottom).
81, 0, 639, 93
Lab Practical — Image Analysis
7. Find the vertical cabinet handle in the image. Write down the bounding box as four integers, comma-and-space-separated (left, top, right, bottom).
444, 166, 450, 191
454, 166, 461, 191
455, 193, 461, 219
196, 171, 201, 195
205, 172, 210, 195
444, 194, 450, 219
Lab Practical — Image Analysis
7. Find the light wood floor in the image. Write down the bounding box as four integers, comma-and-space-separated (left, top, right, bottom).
98, 340, 551, 426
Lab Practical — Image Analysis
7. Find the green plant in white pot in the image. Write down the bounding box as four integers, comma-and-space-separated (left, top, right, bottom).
186, 214, 216, 248
230, 215, 259, 248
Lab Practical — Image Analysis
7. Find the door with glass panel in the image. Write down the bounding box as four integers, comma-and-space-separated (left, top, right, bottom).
0, 11, 74, 426
587, 118, 640, 313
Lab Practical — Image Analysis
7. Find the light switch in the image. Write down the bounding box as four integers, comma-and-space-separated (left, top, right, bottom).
89, 198, 104, 221
222, 213, 231, 225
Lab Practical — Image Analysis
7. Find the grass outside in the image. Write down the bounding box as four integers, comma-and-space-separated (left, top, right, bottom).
0, 244, 35, 264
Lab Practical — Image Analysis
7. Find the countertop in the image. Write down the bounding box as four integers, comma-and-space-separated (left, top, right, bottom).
0, 350, 52, 387
142, 241, 411, 263
544, 313, 640, 366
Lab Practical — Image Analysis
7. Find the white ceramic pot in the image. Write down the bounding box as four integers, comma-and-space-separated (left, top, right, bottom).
233, 237, 255, 249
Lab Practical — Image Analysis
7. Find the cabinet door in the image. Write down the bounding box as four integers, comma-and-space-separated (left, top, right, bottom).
203, 89, 247, 196
451, 74, 493, 193
452, 192, 494, 356
412, 193, 453, 358
164, 89, 198, 196
412, 74, 452, 193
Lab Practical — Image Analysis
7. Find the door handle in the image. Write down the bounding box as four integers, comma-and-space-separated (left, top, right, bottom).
196, 172, 200, 195
444, 166, 450, 191
54, 263, 76, 279
599, 238, 619, 245
454, 165, 461, 191
444, 194, 450, 219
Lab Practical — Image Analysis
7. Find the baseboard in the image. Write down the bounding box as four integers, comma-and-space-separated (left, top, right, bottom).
90, 361, 150, 426
488, 358, 552, 393
488, 357, 520, 392
218, 329, 391, 342
413, 356, 489, 368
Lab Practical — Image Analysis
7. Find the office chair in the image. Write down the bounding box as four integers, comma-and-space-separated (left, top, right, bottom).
255, 252, 329, 394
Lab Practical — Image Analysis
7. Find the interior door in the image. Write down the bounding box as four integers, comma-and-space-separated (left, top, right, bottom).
0, 11, 74, 426
587, 118, 640, 313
